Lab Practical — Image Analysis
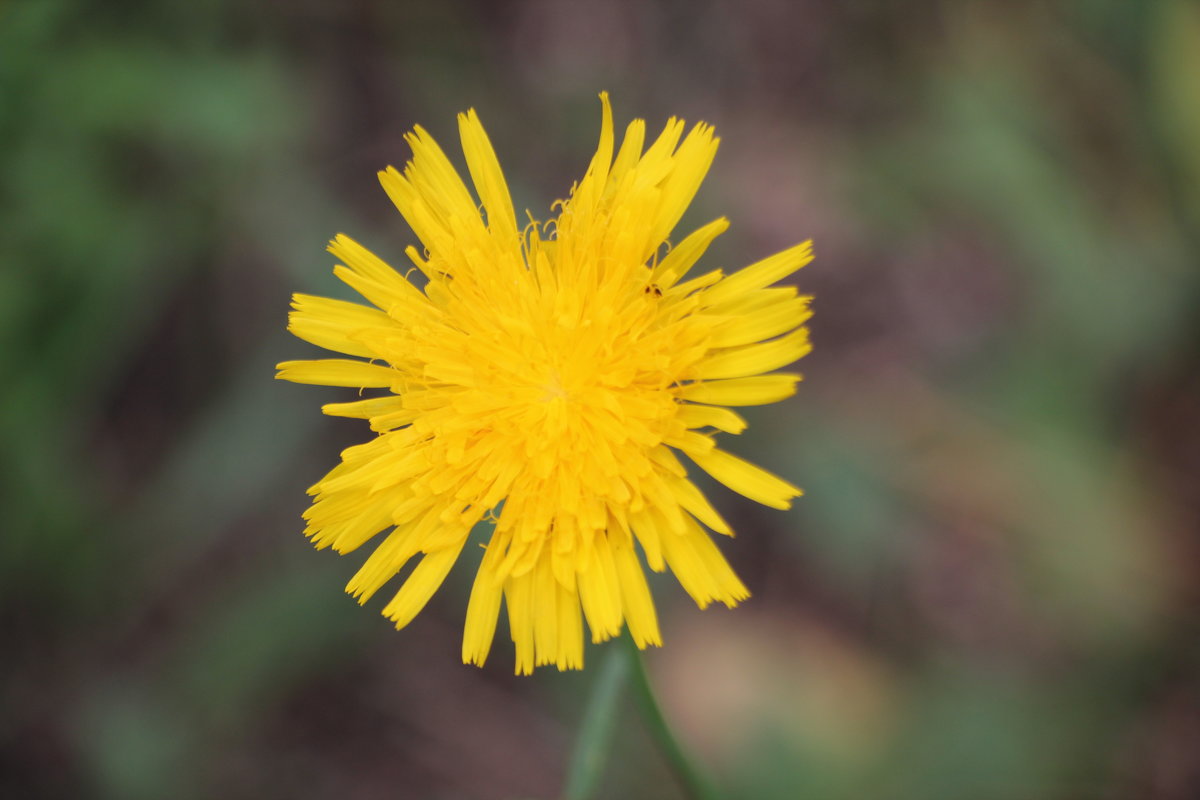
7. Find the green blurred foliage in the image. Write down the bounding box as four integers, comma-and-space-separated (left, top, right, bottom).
3, 0, 1199, 799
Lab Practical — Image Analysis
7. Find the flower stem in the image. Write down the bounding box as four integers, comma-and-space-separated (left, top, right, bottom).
622, 634, 723, 800
562, 645, 630, 800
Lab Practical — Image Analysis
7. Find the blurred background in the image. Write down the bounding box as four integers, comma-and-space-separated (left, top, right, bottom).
3, 0, 1199, 797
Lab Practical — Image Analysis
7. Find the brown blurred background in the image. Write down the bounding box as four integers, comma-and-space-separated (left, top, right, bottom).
2, 0, 1199, 798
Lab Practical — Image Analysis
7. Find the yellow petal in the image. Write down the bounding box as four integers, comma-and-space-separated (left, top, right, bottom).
629, 507, 665, 572
682, 518, 749, 606
679, 373, 802, 406
607, 117, 646, 188
463, 532, 507, 666
462, 574, 503, 666
703, 240, 813, 307
676, 403, 747, 434
307, 490, 396, 553
640, 116, 685, 176
612, 534, 662, 647
505, 572, 535, 675
665, 475, 732, 536
288, 294, 392, 358
275, 359, 396, 388
647, 122, 719, 248
403, 125, 481, 229
665, 267, 723, 300
556, 579, 585, 670
321, 395, 407, 419
687, 447, 802, 510
377, 167, 442, 253
458, 108, 519, 244
652, 217, 729, 287
328, 234, 427, 309
383, 537, 468, 628
345, 524, 420, 603
577, 535, 624, 643
566, 92, 615, 223
695, 328, 811, 380
707, 294, 812, 349
532, 552, 560, 665
659, 521, 746, 609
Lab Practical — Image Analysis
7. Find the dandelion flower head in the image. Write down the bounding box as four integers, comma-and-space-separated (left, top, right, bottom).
277, 93, 813, 674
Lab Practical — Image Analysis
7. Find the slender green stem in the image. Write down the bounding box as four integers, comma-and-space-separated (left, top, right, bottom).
622, 634, 722, 800
562, 645, 630, 800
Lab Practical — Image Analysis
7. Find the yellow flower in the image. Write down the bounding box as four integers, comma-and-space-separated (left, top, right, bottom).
277, 93, 813, 674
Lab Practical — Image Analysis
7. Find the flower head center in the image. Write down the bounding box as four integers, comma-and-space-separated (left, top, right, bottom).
542, 369, 570, 402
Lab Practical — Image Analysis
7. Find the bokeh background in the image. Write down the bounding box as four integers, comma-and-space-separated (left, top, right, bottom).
3, 0, 1199, 798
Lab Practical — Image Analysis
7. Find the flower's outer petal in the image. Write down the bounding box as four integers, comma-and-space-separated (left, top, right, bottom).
377, 126, 486, 267
555, 579, 585, 671
568, 91, 615, 224
707, 294, 813, 349
382, 536, 469, 629
660, 518, 748, 609
457, 108, 519, 245
532, 550, 560, 666
679, 374, 803, 406
629, 507, 665, 572
612, 533, 662, 647
462, 532, 507, 667
682, 517, 750, 605
687, 447, 802, 510
607, 117, 646, 189
505, 571, 535, 675
345, 524, 421, 602
327, 234, 429, 310
320, 395, 406, 419
305, 489, 397, 552
651, 217, 729, 286
676, 403, 748, 434
321, 395, 419, 432
665, 268, 724, 302
695, 328, 812, 380
664, 474, 732, 536
639, 117, 685, 181
275, 359, 396, 388
287, 294, 392, 358
577, 535, 624, 643
703, 240, 814, 308
646, 122, 720, 249
403, 125, 481, 230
